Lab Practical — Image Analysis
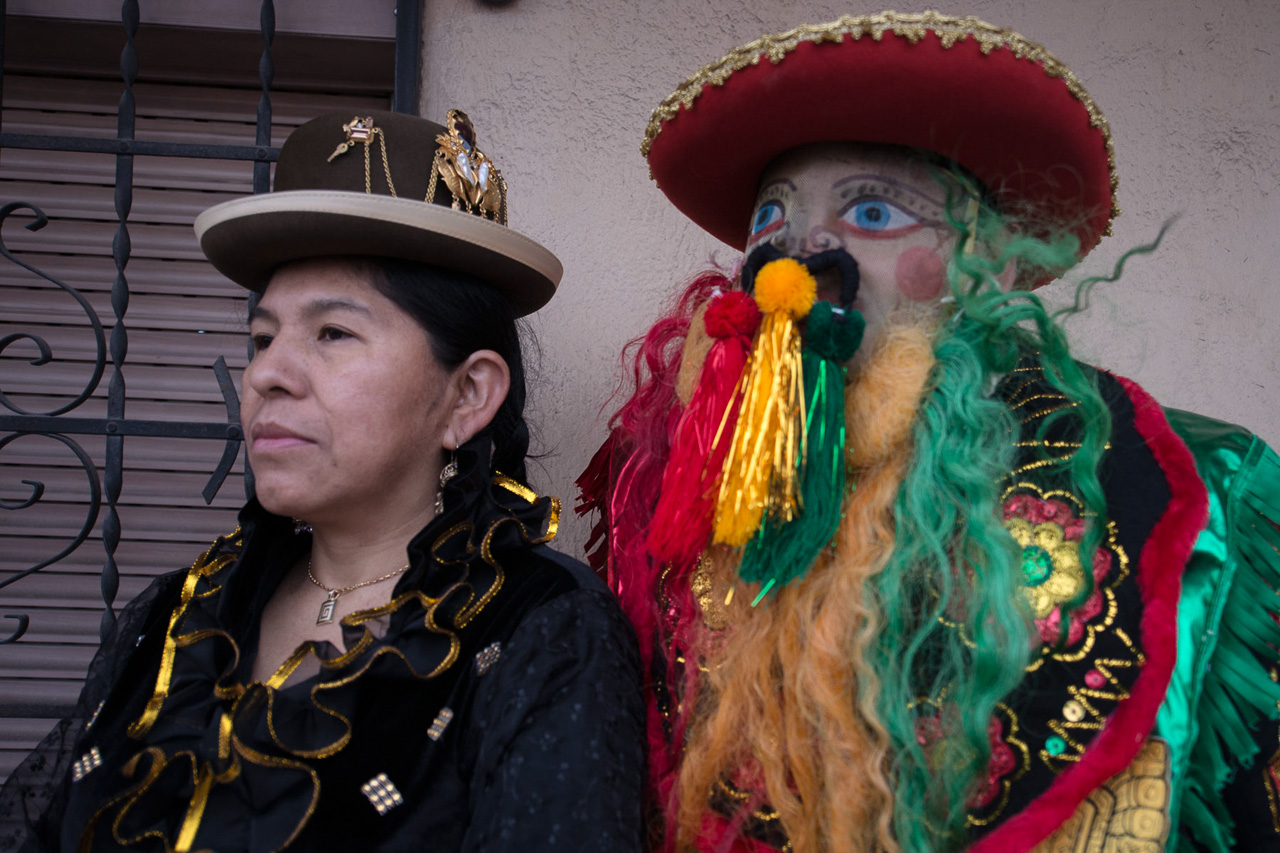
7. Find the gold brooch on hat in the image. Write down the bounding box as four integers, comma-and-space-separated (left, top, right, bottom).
327, 115, 398, 197
427, 109, 508, 224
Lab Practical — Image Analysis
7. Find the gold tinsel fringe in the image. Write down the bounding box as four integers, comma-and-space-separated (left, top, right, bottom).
713, 260, 815, 547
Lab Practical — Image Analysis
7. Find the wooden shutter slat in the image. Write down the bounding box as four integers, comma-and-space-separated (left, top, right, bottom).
0, 575, 160, 609
1, 436, 246, 474
1, 464, 245, 507
2, 362, 245, 403
0, 149, 261, 192
0, 325, 247, 366
0, 396, 248, 422
0, 255, 246, 297
0, 180, 250, 225
1, 502, 249, 541
4, 75, 389, 125
0, 286, 247, 328
3, 217, 215, 261
0, 680, 84, 711
3, 107, 296, 147
3, 535, 230, 571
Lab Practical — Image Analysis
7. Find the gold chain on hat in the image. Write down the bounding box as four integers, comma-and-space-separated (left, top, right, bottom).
325, 111, 508, 225
327, 116, 398, 197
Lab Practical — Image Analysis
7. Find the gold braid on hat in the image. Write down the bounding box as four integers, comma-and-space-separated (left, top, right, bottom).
427, 109, 509, 225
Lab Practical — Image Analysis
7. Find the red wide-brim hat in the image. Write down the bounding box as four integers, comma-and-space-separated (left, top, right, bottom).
643, 11, 1118, 270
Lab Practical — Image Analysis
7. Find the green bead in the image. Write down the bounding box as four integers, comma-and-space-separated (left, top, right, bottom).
1021, 545, 1053, 586
1045, 736, 1066, 756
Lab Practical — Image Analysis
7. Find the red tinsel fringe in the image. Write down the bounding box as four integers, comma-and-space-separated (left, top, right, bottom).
648, 290, 761, 575
574, 430, 617, 581
575, 271, 731, 839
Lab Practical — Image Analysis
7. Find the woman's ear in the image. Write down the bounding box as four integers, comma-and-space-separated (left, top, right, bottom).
443, 350, 510, 449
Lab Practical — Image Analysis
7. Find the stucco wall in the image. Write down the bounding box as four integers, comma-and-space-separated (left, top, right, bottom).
421, 0, 1280, 557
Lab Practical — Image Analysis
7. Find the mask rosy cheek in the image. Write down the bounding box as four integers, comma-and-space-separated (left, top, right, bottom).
895, 247, 947, 302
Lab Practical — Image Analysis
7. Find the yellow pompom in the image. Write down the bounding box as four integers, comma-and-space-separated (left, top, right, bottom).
754, 258, 817, 318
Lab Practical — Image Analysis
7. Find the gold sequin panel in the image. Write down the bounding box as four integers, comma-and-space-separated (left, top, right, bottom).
1030, 737, 1172, 853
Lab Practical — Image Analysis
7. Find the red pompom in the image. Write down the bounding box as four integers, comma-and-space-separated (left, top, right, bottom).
704, 289, 762, 339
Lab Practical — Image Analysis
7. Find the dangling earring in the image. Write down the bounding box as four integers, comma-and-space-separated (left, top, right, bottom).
293, 518, 313, 535
435, 446, 460, 515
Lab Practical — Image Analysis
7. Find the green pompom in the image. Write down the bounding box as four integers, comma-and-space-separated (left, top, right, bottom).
805, 301, 865, 363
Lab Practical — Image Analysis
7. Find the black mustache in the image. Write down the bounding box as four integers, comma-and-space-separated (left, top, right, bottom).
741, 245, 861, 310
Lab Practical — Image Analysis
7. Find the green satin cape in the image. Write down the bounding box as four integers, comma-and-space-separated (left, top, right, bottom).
1158, 410, 1280, 851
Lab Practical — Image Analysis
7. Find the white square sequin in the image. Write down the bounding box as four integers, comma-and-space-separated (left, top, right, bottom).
474, 642, 502, 675
428, 707, 454, 741
72, 746, 102, 781
360, 773, 404, 815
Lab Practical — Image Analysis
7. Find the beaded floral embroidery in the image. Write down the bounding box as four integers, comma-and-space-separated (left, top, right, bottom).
973, 716, 1019, 810
1003, 494, 1112, 647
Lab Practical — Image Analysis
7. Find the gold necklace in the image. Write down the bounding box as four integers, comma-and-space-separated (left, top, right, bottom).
306, 559, 410, 625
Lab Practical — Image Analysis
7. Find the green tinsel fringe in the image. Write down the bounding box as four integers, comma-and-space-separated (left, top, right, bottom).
738, 302, 864, 595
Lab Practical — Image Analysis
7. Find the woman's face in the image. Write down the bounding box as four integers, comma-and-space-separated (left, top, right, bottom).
747, 143, 960, 350
242, 258, 451, 525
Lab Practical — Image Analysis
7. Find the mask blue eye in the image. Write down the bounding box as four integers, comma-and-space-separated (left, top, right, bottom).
750, 201, 785, 237
841, 199, 921, 236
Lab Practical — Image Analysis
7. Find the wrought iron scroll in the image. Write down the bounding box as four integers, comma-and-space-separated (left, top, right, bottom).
0, 203, 107, 415
0, 0, 418, 653
0, 433, 102, 643
0, 207, 245, 644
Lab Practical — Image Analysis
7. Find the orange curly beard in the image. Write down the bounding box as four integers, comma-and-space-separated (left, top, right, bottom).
672, 310, 938, 853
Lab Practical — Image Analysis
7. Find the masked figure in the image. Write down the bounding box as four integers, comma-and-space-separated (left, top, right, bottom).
579, 12, 1280, 852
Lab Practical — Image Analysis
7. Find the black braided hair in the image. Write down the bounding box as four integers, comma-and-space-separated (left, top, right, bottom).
363, 256, 532, 482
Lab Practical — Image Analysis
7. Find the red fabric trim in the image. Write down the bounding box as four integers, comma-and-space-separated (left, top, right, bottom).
970, 373, 1209, 851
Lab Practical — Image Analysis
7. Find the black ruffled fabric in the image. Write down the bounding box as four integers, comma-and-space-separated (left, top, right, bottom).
1, 433, 646, 852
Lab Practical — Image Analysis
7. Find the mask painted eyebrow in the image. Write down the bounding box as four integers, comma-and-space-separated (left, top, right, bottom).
831, 173, 946, 219
832, 173, 895, 189
757, 177, 797, 195
831, 173, 941, 196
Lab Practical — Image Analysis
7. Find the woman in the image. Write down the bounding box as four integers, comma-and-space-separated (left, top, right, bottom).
1, 110, 645, 851
580, 12, 1280, 852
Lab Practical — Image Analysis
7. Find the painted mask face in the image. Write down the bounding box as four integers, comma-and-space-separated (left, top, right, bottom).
747, 142, 962, 353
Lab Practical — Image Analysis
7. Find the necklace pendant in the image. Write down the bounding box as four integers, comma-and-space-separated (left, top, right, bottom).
317, 590, 339, 625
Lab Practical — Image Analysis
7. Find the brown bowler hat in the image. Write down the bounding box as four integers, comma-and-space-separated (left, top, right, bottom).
195, 109, 562, 316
